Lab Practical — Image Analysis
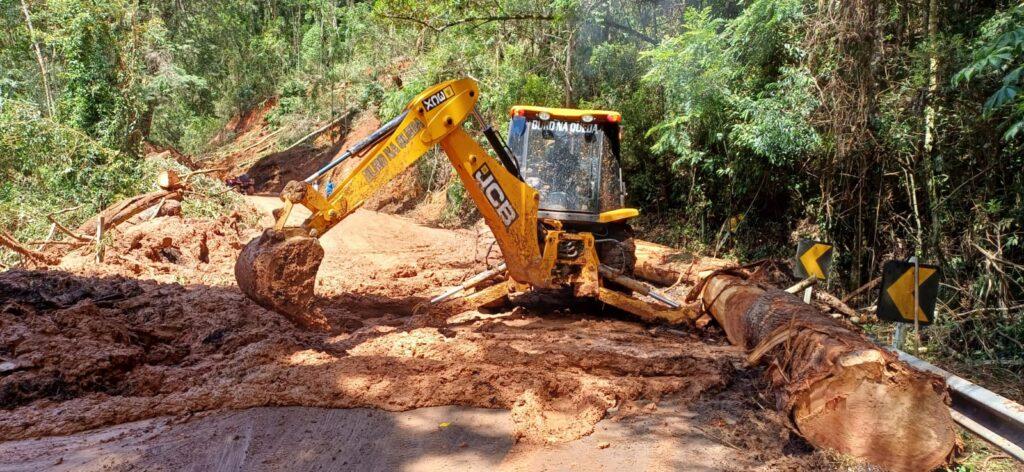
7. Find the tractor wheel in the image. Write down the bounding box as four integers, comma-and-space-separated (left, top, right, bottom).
597, 223, 636, 275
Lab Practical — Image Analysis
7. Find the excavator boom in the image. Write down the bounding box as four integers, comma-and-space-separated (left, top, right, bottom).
236, 77, 692, 330
235, 78, 548, 326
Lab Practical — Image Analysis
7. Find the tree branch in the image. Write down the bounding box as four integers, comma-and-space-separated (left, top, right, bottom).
598, 16, 658, 44
377, 13, 555, 32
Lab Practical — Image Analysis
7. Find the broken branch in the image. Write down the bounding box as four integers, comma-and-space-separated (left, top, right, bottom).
0, 231, 60, 265
841, 276, 881, 303
47, 214, 91, 241
785, 277, 817, 294
814, 288, 859, 318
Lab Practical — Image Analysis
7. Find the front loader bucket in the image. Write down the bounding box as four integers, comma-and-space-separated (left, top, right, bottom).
235, 227, 329, 330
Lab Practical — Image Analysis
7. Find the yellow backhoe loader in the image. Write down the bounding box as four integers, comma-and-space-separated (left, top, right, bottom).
235, 77, 692, 329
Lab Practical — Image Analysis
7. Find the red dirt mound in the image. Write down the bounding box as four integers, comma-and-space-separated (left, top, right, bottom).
60, 213, 250, 286
0, 267, 735, 444
245, 143, 341, 194
2, 204, 735, 446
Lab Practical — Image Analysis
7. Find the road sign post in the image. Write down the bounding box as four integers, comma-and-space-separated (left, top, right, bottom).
877, 259, 941, 326
793, 239, 833, 305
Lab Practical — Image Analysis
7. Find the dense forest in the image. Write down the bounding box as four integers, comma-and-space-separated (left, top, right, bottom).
1, 1, 1022, 378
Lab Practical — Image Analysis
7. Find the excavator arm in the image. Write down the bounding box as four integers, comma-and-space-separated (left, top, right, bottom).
236, 77, 694, 330
280, 77, 551, 285
236, 78, 552, 326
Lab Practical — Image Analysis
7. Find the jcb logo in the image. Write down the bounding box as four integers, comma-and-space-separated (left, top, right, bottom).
474, 164, 518, 228
422, 86, 454, 111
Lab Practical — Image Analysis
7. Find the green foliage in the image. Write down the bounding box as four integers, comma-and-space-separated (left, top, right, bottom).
640, 2, 818, 226
730, 67, 821, 162
954, 4, 1024, 140
0, 100, 145, 247
176, 116, 225, 156
43, 0, 150, 155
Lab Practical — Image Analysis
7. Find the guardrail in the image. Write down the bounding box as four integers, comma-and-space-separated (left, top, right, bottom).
897, 351, 1024, 463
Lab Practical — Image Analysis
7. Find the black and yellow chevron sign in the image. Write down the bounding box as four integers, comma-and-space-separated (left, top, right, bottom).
793, 239, 833, 280
877, 260, 941, 325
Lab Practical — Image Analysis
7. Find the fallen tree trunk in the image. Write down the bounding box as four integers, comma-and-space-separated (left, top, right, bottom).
77, 190, 180, 236
633, 240, 733, 286
699, 274, 956, 472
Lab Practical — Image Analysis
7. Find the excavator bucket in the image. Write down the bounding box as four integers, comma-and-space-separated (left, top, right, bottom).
234, 227, 329, 330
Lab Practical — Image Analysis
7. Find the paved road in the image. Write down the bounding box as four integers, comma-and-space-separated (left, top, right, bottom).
0, 402, 741, 472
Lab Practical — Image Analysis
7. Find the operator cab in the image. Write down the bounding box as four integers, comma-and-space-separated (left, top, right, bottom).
506, 106, 637, 225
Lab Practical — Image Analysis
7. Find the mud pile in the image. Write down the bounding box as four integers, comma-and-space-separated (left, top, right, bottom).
0, 268, 734, 444
235, 228, 327, 329
1, 207, 738, 446
59, 214, 250, 287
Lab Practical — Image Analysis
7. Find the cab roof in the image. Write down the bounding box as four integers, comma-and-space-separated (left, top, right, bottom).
509, 106, 621, 124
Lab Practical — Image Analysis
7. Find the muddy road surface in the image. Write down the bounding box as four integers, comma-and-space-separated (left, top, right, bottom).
0, 198, 835, 470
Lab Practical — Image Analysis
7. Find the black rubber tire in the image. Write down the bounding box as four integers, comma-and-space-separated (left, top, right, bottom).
597, 223, 636, 275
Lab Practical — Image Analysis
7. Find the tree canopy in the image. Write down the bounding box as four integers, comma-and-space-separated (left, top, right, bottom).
2, 0, 1022, 390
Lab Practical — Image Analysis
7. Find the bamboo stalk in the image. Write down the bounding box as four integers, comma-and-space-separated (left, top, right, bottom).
19, 0, 53, 116
48, 215, 91, 241
279, 110, 355, 154
183, 167, 230, 183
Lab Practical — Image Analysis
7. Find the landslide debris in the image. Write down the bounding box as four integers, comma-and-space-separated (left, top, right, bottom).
58, 213, 251, 286
0, 268, 734, 444
0, 208, 737, 447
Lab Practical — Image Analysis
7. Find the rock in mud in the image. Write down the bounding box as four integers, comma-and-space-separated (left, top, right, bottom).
234, 227, 329, 330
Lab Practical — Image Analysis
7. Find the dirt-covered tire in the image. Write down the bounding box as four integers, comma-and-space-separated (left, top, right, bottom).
597, 223, 636, 275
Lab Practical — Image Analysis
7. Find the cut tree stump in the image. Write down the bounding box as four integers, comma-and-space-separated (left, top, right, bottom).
700, 274, 957, 472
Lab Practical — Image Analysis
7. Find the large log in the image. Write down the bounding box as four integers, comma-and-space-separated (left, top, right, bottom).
77, 190, 180, 236
700, 274, 956, 472
633, 240, 733, 286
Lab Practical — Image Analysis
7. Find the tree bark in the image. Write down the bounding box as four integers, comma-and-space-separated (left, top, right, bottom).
923, 0, 944, 263
699, 274, 956, 472
633, 240, 733, 286
19, 0, 54, 116
77, 190, 181, 236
